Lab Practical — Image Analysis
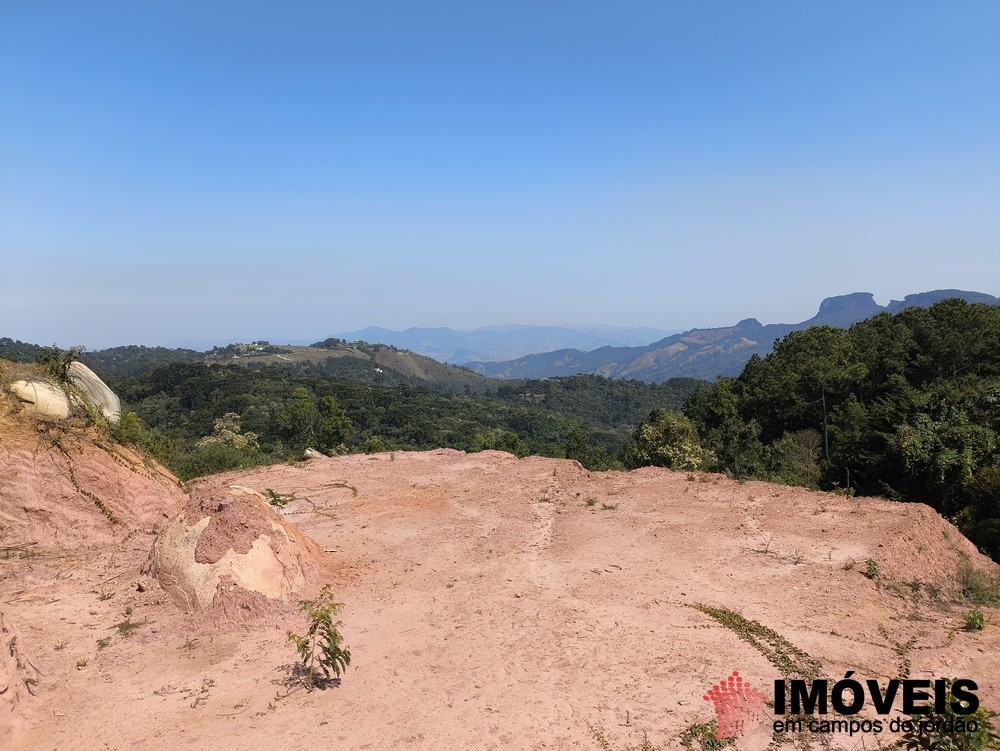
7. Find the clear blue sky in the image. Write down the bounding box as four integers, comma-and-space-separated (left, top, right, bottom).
2, 1, 999, 349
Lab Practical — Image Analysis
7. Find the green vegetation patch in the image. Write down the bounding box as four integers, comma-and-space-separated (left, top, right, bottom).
957, 555, 1000, 606
691, 604, 821, 679
678, 720, 734, 751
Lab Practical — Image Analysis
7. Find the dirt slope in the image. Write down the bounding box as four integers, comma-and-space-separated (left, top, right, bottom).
0, 399, 187, 748
2, 448, 999, 751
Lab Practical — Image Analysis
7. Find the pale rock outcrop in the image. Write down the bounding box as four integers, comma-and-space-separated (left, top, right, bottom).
145, 485, 332, 612
8, 379, 71, 420
67, 361, 121, 424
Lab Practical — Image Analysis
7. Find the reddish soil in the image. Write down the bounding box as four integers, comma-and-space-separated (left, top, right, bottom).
2, 441, 999, 751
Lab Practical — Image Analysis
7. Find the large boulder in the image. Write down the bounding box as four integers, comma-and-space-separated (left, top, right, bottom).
67, 361, 121, 424
8, 379, 71, 420
145, 485, 333, 612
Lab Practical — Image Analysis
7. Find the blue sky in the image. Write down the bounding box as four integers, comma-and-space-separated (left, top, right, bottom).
2, 1, 998, 349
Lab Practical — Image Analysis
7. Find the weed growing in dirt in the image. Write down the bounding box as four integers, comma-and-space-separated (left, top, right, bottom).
97, 588, 115, 601
957, 556, 1000, 605
894, 635, 917, 658
678, 720, 733, 750
96, 637, 111, 650
590, 725, 659, 751
754, 534, 775, 555
288, 584, 351, 689
50, 437, 120, 524
179, 638, 200, 654
322, 481, 358, 497
864, 558, 880, 580
264, 489, 295, 507
965, 610, 985, 631
112, 612, 148, 638
188, 678, 215, 708
0, 542, 43, 560
691, 603, 821, 679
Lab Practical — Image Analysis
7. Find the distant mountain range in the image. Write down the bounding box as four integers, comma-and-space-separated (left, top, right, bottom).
466, 290, 1000, 383
330, 325, 678, 365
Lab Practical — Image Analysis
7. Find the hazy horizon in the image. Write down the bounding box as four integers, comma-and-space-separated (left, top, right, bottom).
4, 288, 995, 352
3, 2, 999, 349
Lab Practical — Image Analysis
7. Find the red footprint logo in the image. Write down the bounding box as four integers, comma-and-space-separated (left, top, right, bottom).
703, 670, 767, 739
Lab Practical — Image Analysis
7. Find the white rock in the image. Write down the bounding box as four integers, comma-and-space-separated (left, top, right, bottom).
9, 379, 71, 420
67, 361, 121, 424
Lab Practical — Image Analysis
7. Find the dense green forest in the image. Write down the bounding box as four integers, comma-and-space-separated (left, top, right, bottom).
625, 300, 1000, 560
0, 336, 697, 477
104, 362, 698, 480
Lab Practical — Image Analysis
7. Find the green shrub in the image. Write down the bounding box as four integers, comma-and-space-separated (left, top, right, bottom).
473, 429, 529, 458
362, 436, 390, 454
957, 556, 1000, 605
287, 585, 351, 689
965, 610, 985, 631
36, 345, 83, 381
625, 410, 713, 471
173, 441, 262, 480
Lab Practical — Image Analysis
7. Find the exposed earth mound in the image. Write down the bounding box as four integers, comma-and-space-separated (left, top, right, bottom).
0, 364, 184, 551
146, 484, 333, 614
1, 446, 998, 750
0, 366, 186, 745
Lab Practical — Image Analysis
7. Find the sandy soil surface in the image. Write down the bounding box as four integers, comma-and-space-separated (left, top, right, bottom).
3, 448, 999, 751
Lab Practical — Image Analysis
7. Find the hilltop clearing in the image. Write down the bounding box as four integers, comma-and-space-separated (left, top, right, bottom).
2, 429, 998, 749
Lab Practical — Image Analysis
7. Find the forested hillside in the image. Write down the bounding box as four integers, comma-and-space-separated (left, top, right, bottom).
625, 300, 1000, 560
470, 289, 1000, 382
105, 363, 696, 479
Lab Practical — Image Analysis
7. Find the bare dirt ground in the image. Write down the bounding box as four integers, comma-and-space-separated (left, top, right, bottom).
3, 444, 999, 751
